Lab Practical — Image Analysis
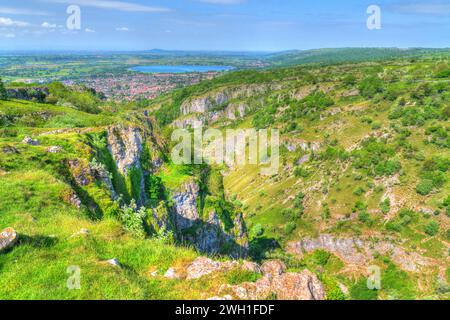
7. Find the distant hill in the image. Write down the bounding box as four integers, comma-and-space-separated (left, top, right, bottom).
264, 48, 450, 66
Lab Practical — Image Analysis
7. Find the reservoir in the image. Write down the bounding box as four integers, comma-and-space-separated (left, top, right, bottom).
130, 65, 234, 74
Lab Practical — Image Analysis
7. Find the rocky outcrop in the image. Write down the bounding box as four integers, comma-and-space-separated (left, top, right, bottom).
177, 85, 269, 126
171, 181, 248, 257
226, 260, 324, 300
107, 126, 146, 205
107, 126, 143, 175
68, 159, 92, 186
172, 182, 201, 230
179, 257, 325, 300
172, 115, 204, 129
0, 228, 17, 252
22, 136, 40, 146
287, 234, 432, 273
186, 257, 238, 280
89, 160, 118, 200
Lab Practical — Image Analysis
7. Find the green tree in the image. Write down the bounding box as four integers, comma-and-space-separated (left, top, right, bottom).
359, 76, 384, 98
0, 78, 8, 100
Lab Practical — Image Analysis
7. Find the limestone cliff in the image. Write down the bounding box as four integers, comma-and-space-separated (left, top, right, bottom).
171, 181, 249, 258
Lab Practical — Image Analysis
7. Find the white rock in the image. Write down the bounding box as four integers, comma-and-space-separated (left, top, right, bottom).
0, 228, 18, 252
22, 136, 40, 146
164, 267, 180, 279
106, 258, 122, 268
47, 146, 63, 153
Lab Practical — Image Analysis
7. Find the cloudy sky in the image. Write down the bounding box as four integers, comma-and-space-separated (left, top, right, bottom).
0, 0, 449, 51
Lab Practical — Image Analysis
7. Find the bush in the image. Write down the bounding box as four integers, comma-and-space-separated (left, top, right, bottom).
120, 200, 147, 238
226, 269, 261, 285
424, 221, 439, 236
359, 76, 384, 98
312, 250, 331, 266
353, 187, 366, 196
416, 180, 434, 196
343, 74, 357, 86
0, 78, 7, 100
284, 222, 297, 235
380, 199, 391, 214
358, 210, 371, 224
294, 166, 311, 178
250, 224, 264, 238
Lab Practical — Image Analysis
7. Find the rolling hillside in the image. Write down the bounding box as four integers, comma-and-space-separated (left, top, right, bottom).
1, 52, 449, 300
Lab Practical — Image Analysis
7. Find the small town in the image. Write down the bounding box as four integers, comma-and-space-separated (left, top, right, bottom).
64, 71, 219, 101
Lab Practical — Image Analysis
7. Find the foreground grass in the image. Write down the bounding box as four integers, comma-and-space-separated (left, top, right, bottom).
0, 170, 209, 299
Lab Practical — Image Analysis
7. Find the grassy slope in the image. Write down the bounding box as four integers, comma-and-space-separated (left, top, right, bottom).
0, 99, 241, 300
1, 54, 449, 300
151, 55, 450, 299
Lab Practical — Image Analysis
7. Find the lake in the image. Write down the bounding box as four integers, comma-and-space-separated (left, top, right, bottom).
130, 65, 234, 74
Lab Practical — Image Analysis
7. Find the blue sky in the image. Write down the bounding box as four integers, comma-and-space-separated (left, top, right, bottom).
0, 0, 449, 51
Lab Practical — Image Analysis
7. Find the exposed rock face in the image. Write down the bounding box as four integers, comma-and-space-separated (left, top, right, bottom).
22, 136, 40, 146
181, 258, 325, 300
172, 182, 201, 230
67, 192, 82, 209
172, 115, 204, 129
270, 271, 325, 300
171, 181, 248, 257
260, 260, 286, 277
107, 126, 143, 175
287, 234, 432, 273
0, 228, 18, 252
227, 260, 325, 300
176, 85, 269, 127
187, 257, 221, 279
107, 126, 146, 205
89, 161, 118, 200
68, 159, 92, 186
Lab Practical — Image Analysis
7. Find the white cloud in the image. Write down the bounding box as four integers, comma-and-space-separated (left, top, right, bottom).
41, 22, 57, 28
44, 0, 171, 12
116, 27, 130, 31
0, 7, 49, 16
1, 33, 16, 38
0, 17, 29, 27
393, 3, 450, 15
85, 28, 96, 33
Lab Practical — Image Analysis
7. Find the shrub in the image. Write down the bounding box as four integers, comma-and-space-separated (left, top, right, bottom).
284, 222, 297, 235
343, 74, 357, 86
0, 78, 7, 100
294, 166, 311, 178
120, 200, 147, 238
226, 269, 261, 285
380, 199, 391, 214
353, 187, 366, 196
359, 76, 384, 98
358, 210, 371, 224
424, 221, 439, 236
312, 250, 331, 266
250, 224, 264, 238
416, 180, 434, 196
